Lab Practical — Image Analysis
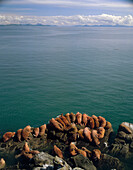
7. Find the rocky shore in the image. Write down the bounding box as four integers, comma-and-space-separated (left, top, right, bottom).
0, 112, 133, 170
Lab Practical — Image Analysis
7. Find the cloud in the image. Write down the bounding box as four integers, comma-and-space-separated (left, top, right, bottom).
0, 14, 133, 26
5, 0, 133, 8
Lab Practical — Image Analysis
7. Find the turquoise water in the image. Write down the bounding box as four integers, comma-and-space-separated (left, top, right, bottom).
0, 26, 133, 135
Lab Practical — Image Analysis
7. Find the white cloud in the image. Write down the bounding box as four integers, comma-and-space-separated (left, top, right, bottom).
6, 0, 133, 8
0, 14, 133, 26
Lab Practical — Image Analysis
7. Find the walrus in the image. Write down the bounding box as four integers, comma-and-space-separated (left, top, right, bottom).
91, 130, 100, 146
69, 142, 78, 156
78, 129, 84, 140
98, 116, 106, 128
0, 158, 5, 169
83, 127, 92, 142
82, 113, 88, 126
55, 117, 66, 128
65, 113, 71, 124
87, 117, 95, 129
91, 149, 101, 160
76, 148, 87, 157
82, 147, 92, 158
70, 112, 76, 123
23, 152, 33, 160
50, 118, 64, 131
92, 115, 99, 128
33, 127, 39, 137
75, 112, 82, 125
3, 132, 15, 142
22, 125, 32, 141
16, 129, 23, 142
39, 124, 46, 136
59, 114, 70, 126
53, 145, 63, 159
105, 121, 112, 129
30, 150, 40, 155
23, 142, 30, 152
97, 127, 105, 139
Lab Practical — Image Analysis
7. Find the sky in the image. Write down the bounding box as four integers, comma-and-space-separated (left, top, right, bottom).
0, 0, 133, 26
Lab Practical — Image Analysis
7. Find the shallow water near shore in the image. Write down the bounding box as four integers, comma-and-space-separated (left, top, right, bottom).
0, 25, 133, 135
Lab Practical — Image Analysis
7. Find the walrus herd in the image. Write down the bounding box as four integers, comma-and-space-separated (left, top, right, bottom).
1, 112, 112, 168
48, 112, 112, 145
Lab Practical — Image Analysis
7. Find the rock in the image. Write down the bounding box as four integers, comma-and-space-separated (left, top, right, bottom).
33, 152, 54, 167
118, 123, 132, 134
73, 168, 84, 170
129, 141, 133, 151
54, 156, 72, 170
71, 154, 96, 170
33, 164, 54, 170
119, 144, 129, 157
95, 154, 123, 170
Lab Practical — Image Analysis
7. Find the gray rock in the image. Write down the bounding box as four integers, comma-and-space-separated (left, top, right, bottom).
33, 152, 54, 167
73, 168, 84, 170
71, 154, 96, 170
33, 164, 54, 170
54, 156, 72, 170
96, 154, 123, 170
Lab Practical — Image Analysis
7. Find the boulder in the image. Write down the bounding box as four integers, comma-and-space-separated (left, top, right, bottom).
33, 152, 54, 167
95, 154, 123, 170
71, 154, 96, 170
54, 156, 72, 170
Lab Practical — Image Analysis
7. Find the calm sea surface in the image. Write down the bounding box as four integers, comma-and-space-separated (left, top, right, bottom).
0, 26, 133, 134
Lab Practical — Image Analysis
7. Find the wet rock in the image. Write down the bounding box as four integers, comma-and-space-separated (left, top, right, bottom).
71, 154, 96, 170
95, 153, 123, 170
73, 168, 84, 170
33, 164, 54, 170
129, 141, 133, 151
54, 156, 72, 170
33, 152, 54, 167
118, 123, 132, 134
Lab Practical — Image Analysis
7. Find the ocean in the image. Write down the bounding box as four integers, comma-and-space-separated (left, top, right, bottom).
0, 25, 133, 134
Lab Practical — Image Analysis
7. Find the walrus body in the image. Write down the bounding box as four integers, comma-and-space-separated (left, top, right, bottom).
53, 145, 63, 158
3, 132, 15, 142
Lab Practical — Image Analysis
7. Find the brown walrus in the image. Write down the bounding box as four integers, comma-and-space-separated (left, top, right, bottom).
39, 124, 46, 136
82, 147, 92, 158
105, 121, 112, 129
33, 127, 39, 137
97, 127, 105, 139
22, 125, 32, 141
55, 117, 66, 127
69, 142, 78, 156
53, 145, 63, 159
92, 149, 101, 160
65, 113, 71, 124
23, 142, 30, 152
82, 113, 88, 126
91, 130, 100, 146
16, 129, 23, 142
0, 158, 5, 169
98, 116, 106, 128
87, 117, 95, 129
70, 112, 76, 123
92, 115, 99, 128
75, 112, 82, 125
76, 148, 87, 157
83, 127, 92, 142
30, 150, 40, 155
23, 152, 33, 160
78, 129, 84, 140
59, 114, 70, 126
3, 132, 15, 142
50, 118, 64, 131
